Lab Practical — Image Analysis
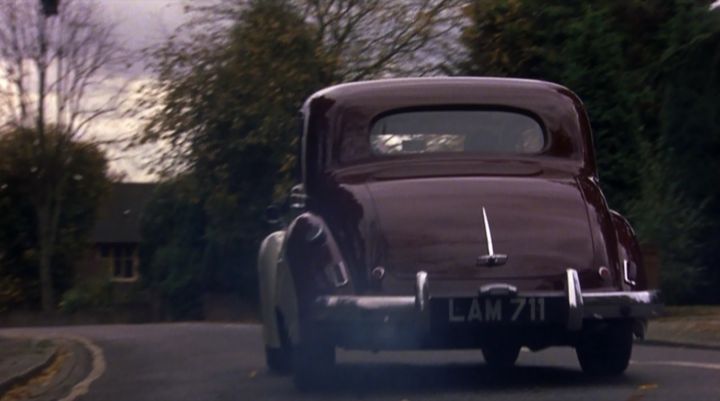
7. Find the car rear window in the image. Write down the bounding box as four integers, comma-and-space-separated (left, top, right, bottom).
370, 110, 544, 155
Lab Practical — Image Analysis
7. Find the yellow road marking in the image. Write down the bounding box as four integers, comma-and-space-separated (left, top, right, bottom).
58, 336, 106, 401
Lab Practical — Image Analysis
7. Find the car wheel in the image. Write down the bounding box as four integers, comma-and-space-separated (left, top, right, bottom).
265, 346, 291, 374
292, 338, 335, 391
576, 321, 633, 376
265, 312, 292, 374
482, 344, 521, 369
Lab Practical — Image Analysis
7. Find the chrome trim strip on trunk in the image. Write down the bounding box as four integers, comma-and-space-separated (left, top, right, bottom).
482, 207, 495, 255
477, 207, 509, 266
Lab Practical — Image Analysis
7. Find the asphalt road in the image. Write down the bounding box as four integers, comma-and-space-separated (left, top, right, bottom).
2, 323, 719, 401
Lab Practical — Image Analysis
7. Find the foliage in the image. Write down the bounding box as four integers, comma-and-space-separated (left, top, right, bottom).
459, 0, 720, 303
139, 176, 205, 319
0, 276, 24, 313
462, 0, 666, 208
0, 127, 110, 310
651, 22, 720, 302
171, 0, 462, 82
138, 0, 468, 317
138, 0, 464, 173
58, 280, 114, 313
138, 0, 719, 311
139, 0, 333, 316
0, 0, 126, 311
627, 138, 708, 302
299, 0, 463, 79
141, 0, 330, 175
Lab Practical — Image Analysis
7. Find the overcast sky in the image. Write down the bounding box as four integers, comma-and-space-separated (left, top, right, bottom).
92, 1, 187, 181
103, 0, 186, 53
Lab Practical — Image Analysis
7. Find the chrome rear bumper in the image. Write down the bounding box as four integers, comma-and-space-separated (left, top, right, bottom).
312, 268, 662, 331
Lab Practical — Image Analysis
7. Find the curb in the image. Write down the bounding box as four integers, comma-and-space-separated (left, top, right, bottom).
57, 336, 106, 401
0, 341, 58, 396
636, 339, 720, 352
0, 337, 100, 401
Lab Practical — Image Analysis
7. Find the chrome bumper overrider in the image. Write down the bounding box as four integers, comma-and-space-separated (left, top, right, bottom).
312, 268, 662, 331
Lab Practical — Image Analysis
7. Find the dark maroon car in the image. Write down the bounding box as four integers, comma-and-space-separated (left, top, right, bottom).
257, 77, 662, 390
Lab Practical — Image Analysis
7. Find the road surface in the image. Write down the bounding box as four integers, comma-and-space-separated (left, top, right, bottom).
2, 323, 719, 401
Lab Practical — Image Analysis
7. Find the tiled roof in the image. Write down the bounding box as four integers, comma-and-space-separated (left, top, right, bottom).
90, 183, 156, 243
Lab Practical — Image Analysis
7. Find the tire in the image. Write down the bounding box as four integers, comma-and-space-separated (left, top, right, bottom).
482, 344, 521, 369
576, 321, 633, 376
265, 346, 291, 374
292, 337, 336, 391
265, 312, 292, 374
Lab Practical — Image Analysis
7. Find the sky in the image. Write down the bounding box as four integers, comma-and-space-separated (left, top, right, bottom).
96, 0, 188, 182
103, 0, 186, 54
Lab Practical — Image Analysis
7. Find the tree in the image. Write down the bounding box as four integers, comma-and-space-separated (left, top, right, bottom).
0, 0, 125, 310
459, 0, 661, 209
135, 0, 467, 314
139, 175, 205, 318
458, 0, 719, 303
138, 0, 333, 314
627, 137, 708, 302
0, 127, 109, 310
644, 14, 720, 302
181, 0, 463, 81
299, 0, 463, 79
139, 0, 464, 173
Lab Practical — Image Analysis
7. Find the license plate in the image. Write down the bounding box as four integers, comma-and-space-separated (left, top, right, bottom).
434, 297, 561, 324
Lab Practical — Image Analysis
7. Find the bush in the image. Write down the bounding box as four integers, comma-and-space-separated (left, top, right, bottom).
59, 281, 114, 313
0, 276, 24, 312
628, 139, 707, 304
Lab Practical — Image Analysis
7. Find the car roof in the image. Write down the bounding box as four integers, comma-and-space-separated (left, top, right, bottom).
306, 77, 569, 105
301, 77, 597, 180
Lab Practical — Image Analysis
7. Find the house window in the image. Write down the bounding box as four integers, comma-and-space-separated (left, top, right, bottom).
100, 244, 110, 258
114, 244, 135, 279
98, 243, 138, 282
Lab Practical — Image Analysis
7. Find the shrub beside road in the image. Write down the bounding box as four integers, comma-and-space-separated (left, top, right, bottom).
644, 306, 720, 349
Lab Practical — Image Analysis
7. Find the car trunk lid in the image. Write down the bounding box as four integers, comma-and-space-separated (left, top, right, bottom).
366, 176, 595, 288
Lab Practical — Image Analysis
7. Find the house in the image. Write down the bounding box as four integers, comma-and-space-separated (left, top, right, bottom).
68, 181, 250, 320
76, 182, 156, 284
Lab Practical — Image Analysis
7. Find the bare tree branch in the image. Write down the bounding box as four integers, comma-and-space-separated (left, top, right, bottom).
136, 0, 465, 176
0, 0, 129, 139
302, 0, 464, 80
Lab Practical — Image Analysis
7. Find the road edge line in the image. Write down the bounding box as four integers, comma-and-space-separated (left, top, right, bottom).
636, 339, 720, 352
631, 360, 720, 370
58, 336, 106, 401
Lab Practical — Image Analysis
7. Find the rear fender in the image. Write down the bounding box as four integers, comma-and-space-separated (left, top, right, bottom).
257, 231, 285, 348
284, 213, 354, 319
